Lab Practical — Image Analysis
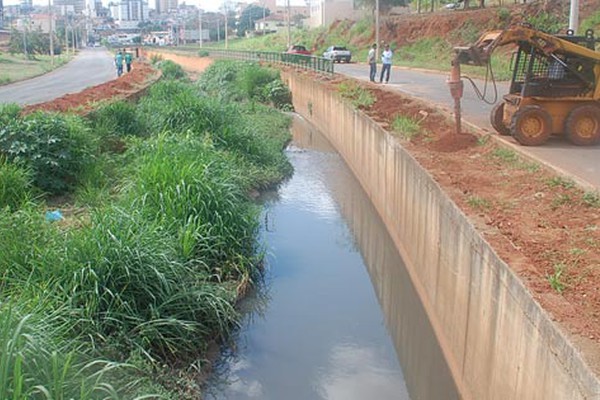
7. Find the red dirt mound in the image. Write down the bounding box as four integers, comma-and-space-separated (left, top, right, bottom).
22, 61, 159, 115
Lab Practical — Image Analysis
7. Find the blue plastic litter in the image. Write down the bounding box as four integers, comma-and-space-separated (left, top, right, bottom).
45, 210, 63, 222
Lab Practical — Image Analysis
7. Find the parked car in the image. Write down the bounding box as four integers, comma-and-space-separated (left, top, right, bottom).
286, 45, 311, 55
323, 46, 352, 63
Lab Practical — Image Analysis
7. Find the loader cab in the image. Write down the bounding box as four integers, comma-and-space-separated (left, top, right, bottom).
508, 41, 596, 99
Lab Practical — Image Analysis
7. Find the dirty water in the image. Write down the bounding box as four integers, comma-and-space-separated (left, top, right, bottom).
204, 115, 460, 400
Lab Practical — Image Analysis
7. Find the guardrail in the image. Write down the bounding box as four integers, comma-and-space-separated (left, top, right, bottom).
205, 49, 334, 74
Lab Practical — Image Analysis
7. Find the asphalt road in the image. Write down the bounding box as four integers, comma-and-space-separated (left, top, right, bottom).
335, 63, 600, 190
0, 47, 116, 106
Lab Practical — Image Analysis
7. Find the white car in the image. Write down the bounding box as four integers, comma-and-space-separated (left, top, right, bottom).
323, 46, 352, 63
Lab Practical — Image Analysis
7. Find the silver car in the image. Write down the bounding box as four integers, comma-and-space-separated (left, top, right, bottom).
323, 46, 352, 63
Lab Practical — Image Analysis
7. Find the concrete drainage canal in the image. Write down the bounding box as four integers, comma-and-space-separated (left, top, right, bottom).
204, 115, 460, 400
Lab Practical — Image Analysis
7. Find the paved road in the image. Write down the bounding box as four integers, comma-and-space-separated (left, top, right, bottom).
0, 47, 116, 106
336, 63, 600, 190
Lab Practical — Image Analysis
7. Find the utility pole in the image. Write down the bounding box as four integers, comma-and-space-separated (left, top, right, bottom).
48, 0, 54, 65
262, 2, 265, 36
64, 20, 68, 55
224, 6, 228, 49
286, 0, 290, 47
22, 19, 28, 57
198, 8, 202, 47
375, 0, 379, 59
569, 0, 579, 34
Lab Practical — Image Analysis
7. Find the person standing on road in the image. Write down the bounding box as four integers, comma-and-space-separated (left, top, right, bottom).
367, 43, 377, 82
115, 51, 124, 77
125, 51, 133, 73
380, 44, 393, 84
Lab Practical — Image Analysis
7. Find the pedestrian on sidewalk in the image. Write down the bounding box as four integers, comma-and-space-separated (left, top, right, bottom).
367, 43, 377, 82
125, 51, 133, 73
115, 50, 124, 77
380, 44, 393, 84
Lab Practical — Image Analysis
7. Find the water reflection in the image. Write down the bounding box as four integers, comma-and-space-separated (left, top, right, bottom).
205, 115, 458, 400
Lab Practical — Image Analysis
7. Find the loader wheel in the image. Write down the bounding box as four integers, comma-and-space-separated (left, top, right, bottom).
565, 105, 600, 146
511, 105, 552, 146
490, 102, 510, 136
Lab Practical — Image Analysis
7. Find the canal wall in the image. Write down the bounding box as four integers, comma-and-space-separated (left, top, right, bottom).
283, 71, 600, 400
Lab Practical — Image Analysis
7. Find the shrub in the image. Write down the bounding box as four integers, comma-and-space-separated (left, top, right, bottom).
262, 80, 293, 110
157, 60, 187, 80
0, 112, 96, 195
526, 12, 564, 34
88, 101, 147, 140
0, 157, 32, 210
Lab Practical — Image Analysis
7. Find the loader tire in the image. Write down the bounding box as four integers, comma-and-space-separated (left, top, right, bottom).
511, 105, 552, 146
490, 102, 510, 136
565, 105, 600, 146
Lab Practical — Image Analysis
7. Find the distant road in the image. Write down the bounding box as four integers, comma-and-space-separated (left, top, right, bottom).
335, 63, 600, 190
0, 47, 116, 106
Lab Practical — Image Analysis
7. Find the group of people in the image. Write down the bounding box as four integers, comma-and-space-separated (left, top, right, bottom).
114, 49, 133, 77
367, 43, 393, 84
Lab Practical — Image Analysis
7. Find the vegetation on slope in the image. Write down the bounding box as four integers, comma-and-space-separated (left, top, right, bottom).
0, 59, 293, 398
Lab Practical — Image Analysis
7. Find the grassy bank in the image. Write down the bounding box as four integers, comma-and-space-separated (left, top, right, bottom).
0, 52, 72, 85
0, 59, 293, 398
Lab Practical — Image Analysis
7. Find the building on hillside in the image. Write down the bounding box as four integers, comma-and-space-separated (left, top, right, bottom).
54, 0, 85, 15
109, 0, 149, 29
15, 13, 55, 33
20, 0, 32, 11
307, 0, 363, 28
155, 0, 177, 14
253, 13, 284, 33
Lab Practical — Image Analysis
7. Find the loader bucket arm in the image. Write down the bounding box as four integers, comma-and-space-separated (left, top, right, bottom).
454, 26, 600, 66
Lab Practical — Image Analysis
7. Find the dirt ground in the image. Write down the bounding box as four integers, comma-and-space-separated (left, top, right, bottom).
22, 61, 159, 115
364, 85, 600, 343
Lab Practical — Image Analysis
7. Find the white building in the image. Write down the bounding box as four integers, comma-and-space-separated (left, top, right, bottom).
253, 13, 284, 33
308, 0, 363, 28
109, 0, 149, 29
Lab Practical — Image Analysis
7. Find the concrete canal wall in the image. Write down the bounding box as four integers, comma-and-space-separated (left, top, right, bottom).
283, 71, 600, 400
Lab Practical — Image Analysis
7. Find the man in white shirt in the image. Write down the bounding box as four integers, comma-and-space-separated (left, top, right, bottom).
367, 43, 377, 82
380, 44, 393, 84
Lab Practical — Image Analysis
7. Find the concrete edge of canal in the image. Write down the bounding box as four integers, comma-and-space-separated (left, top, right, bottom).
282, 71, 600, 400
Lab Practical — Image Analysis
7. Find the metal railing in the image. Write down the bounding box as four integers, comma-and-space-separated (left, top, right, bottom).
205, 49, 334, 74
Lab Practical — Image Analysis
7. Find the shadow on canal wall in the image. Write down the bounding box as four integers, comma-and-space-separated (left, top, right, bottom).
291, 116, 460, 400
283, 72, 600, 400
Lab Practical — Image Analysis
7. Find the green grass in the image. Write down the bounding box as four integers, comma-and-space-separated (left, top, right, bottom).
0, 53, 72, 85
0, 60, 293, 398
391, 115, 422, 139
547, 263, 566, 293
466, 195, 491, 210
337, 80, 375, 109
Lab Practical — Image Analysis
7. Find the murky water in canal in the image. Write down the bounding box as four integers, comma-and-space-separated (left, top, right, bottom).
204, 116, 460, 400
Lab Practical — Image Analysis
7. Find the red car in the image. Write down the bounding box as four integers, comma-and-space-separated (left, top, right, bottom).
286, 45, 311, 55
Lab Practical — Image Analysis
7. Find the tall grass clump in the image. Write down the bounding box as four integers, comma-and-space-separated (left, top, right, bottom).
139, 78, 292, 187
88, 101, 147, 142
124, 133, 260, 275
0, 301, 139, 400
0, 112, 96, 194
157, 60, 187, 80
0, 157, 32, 210
138, 81, 231, 135
65, 206, 239, 362
197, 60, 292, 110
0, 206, 65, 292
